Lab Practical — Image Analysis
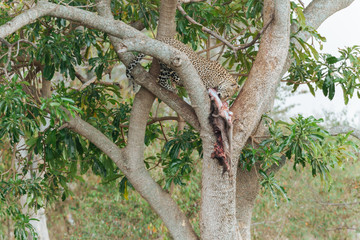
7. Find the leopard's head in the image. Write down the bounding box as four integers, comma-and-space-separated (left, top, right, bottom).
217, 80, 240, 101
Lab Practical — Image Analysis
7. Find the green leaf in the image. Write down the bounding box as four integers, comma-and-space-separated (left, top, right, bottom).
306, 43, 319, 60
307, 82, 315, 96
49, 102, 60, 107
43, 65, 55, 80
95, 64, 104, 79
295, 7, 306, 27
326, 56, 339, 64
328, 82, 335, 100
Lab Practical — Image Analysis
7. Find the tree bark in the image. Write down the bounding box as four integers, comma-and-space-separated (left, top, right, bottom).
17, 138, 50, 240
0, 1, 201, 130
0, 0, 357, 239
16, 80, 51, 240
230, 1, 291, 239
232, 1, 356, 239
95, 0, 198, 239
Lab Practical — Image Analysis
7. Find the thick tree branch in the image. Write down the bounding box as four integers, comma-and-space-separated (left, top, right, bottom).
280, 0, 356, 77
295, 0, 356, 45
231, 1, 291, 239
235, 165, 260, 240
0, 1, 201, 130
231, 0, 290, 155
95, 1, 198, 239
329, 126, 360, 139
125, 89, 198, 240
66, 113, 199, 240
157, 0, 178, 38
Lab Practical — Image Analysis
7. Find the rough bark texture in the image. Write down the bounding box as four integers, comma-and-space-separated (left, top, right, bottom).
17, 139, 50, 240
329, 126, 360, 139
230, 1, 291, 239
66, 109, 198, 239
95, 0, 198, 239
0, 1, 201, 130
16, 81, 51, 240
230, 1, 356, 239
236, 166, 260, 239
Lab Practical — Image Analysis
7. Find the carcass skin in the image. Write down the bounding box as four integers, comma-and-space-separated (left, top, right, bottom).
208, 88, 233, 173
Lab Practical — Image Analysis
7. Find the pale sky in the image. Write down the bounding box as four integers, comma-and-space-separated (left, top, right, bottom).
276, 0, 360, 127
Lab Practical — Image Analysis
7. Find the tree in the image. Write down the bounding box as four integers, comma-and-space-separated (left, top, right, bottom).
0, 0, 359, 239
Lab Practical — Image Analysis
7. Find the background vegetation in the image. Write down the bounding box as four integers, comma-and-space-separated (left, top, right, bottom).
34, 148, 360, 239
1, 0, 359, 239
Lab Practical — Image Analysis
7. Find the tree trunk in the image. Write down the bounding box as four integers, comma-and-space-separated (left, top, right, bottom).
200, 135, 241, 239
235, 166, 260, 240
17, 138, 50, 240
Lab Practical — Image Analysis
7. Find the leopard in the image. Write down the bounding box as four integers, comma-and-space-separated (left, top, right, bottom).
126, 37, 240, 101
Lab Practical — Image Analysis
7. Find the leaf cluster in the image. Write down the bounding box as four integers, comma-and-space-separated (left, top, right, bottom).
240, 115, 357, 203
287, 46, 360, 104
0, 80, 131, 238
161, 128, 202, 190
142, 127, 201, 192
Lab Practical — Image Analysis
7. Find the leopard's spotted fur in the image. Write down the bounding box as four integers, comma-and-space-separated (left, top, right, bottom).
126, 38, 239, 100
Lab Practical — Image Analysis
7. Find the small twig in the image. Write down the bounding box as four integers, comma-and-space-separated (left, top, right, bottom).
58, 123, 70, 131
137, 0, 156, 38
120, 127, 126, 143
280, 78, 318, 85
177, 4, 274, 55
179, 0, 206, 3
206, 35, 211, 59
215, 43, 225, 61
75, 70, 122, 90
234, 16, 274, 50
0, 38, 12, 78
146, 157, 164, 171
0, 37, 11, 47
74, 71, 87, 83
119, 116, 178, 128
0, 38, 37, 49
0, 38, 37, 78
97, 81, 122, 88
77, 74, 96, 90
298, 0, 305, 7
159, 121, 168, 142
197, 32, 245, 54
177, 4, 236, 54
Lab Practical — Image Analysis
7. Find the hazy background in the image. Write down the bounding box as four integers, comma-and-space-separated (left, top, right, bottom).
277, 0, 360, 127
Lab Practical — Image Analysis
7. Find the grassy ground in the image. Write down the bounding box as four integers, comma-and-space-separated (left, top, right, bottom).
2, 159, 357, 239
252, 158, 360, 239
46, 168, 201, 240
43, 156, 360, 240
